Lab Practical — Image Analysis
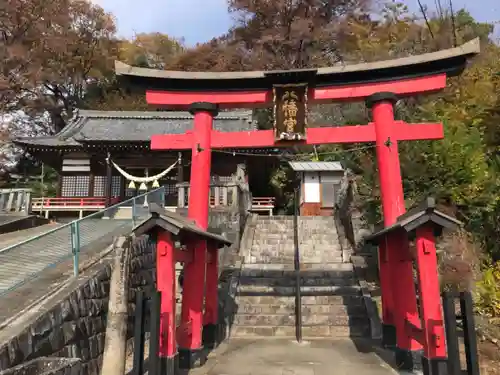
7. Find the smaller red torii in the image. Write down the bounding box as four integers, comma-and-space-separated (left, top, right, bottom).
133, 204, 231, 372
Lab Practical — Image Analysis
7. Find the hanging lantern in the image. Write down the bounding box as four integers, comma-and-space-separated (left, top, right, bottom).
138, 182, 147, 191
152, 179, 160, 188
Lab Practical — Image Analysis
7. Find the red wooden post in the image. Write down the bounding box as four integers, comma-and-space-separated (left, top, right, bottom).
366, 93, 422, 368
186, 102, 218, 229
178, 102, 217, 368
377, 239, 395, 347
415, 225, 447, 375
203, 243, 219, 348
178, 238, 208, 368
156, 231, 177, 372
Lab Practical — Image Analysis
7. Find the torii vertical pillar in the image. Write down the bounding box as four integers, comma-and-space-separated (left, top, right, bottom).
178, 102, 218, 369
203, 242, 219, 348
415, 225, 447, 375
366, 93, 422, 369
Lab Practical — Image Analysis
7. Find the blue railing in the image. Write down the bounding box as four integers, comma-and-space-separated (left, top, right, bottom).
0, 187, 165, 297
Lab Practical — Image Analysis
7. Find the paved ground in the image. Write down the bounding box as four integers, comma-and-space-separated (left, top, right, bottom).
185, 339, 397, 375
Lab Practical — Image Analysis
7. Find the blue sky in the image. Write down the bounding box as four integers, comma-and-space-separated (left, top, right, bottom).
92, 0, 499, 46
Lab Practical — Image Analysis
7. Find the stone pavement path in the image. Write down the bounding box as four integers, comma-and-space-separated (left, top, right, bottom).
187, 338, 397, 375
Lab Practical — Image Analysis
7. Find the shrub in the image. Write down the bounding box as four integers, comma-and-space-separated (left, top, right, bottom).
475, 263, 500, 321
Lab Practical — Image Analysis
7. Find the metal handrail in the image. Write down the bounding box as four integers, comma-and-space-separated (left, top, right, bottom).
0, 187, 165, 297
0, 187, 164, 256
293, 187, 302, 343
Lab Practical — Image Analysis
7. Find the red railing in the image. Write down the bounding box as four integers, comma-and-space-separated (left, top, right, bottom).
208, 195, 232, 206
252, 197, 276, 207
31, 197, 120, 208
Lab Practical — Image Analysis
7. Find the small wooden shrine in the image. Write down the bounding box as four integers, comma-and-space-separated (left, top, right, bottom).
289, 161, 345, 216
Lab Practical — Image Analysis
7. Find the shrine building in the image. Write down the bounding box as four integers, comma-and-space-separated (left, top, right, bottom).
12, 110, 280, 217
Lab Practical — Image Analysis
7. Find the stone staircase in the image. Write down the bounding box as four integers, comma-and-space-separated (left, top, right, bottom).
231, 216, 370, 339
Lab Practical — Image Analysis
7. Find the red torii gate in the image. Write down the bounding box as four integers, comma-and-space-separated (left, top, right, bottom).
116, 38, 479, 373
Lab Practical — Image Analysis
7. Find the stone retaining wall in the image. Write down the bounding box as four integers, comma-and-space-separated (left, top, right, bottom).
0, 235, 156, 375
335, 175, 373, 254
0, 357, 82, 375
175, 207, 245, 254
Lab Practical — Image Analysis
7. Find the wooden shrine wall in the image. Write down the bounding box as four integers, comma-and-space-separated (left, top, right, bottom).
56, 151, 246, 201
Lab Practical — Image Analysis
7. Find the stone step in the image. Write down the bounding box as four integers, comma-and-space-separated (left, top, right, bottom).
238, 301, 366, 315
252, 229, 339, 233
235, 294, 364, 306
255, 219, 335, 224
254, 220, 335, 225
247, 254, 344, 263
240, 268, 356, 278
250, 248, 341, 255
248, 252, 297, 259
303, 255, 344, 263
246, 257, 295, 263
246, 259, 346, 265
230, 324, 370, 338
254, 221, 334, 225
247, 257, 345, 264
238, 276, 358, 287
233, 314, 368, 326
251, 241, 341, 248
250, 247, 343, 254
237, 284, 361, 296
254, 234, 337, 241
241, 263, 354, 271
253, 229, 338, 234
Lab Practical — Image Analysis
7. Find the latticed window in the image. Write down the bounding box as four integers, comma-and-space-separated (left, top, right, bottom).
94, 176, 121, 197
164, 183, 178, 206
164, 183, 177, 194
111, 176, 121, 196
93, 176, 106, 197
61, 175, 90, 197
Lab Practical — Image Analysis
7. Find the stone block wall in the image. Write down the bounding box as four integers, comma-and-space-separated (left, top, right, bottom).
0, 357, 82, 375
175, 207, 245, 254
335, 175, 373, 253
0, 234, 157, 375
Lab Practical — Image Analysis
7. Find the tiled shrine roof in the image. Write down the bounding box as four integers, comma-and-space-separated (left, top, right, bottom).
13, 109, 257, 150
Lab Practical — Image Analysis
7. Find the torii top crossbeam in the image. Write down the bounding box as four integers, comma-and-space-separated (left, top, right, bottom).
115, 38, 479, 108
115, 38, 479, 151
